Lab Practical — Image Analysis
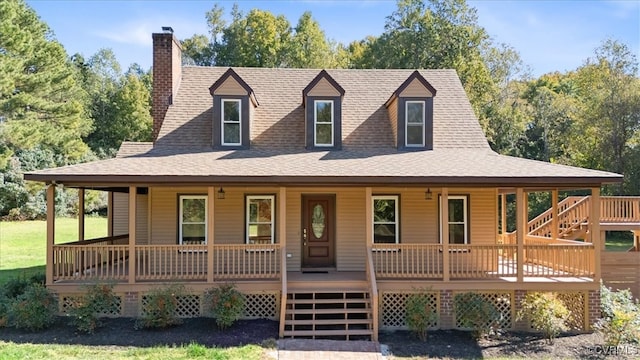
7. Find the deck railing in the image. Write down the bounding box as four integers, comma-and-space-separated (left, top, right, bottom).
135, 244, 208, 281
212, 244, 280, 280
449, 244, 518, 278
601, 197, 640, 222
53, 244, 129, 281
365, 246, 379, 341
524, 244, 595, 277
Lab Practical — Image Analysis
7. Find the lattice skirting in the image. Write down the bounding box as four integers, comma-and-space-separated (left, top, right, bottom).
139, 291, 279, 319
380, 291, 439, 330
524, 291, 585, 331
59, 294, 123, 317
453, 291, 513, 330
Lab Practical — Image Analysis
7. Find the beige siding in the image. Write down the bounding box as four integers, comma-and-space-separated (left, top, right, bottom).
387, 98, 398, 147
112, 192, 128, 236
335, 188, 366, 271
307, 78, 341, 97
214, 77, 248, 96
112, 192, 148, 243
285, 189, 302, 270
399, 78, 433, 97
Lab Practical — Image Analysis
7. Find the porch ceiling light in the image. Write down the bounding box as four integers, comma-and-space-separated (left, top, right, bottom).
217, 187, 226, 199
425, 188, 433, 200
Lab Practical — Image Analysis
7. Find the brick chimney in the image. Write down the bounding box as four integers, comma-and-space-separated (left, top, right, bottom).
152, 27, 182, 142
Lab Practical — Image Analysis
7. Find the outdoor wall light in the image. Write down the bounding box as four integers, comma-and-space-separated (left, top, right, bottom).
217, 187, 226, 199
425, 188, 433, 200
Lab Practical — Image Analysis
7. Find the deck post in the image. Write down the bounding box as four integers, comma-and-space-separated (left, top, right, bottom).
516, 188, 525, 282
207, 186, 215, 283
591, 187, 601, 282
128, 186, 137, 284
365, 187, 372, 247
278, 187, 288, 339
441, 187, 450, 282
46, 184, 55, 286
107, 191, 113, 237
78, 188, 85, 242
551, 189, 559, 240
500, 194, 507, 236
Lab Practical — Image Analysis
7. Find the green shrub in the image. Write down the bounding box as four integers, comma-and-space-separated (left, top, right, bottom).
596, 284, 640, 346
135, 284, 185, 329
68, 283, 119, 334
203, 284, 244, 329
0, 290, 10, 327
454, 292, 501, 339
517, 292, 568, 344
405, 289, 438, 340
8, 284, 58, 331
2, 277, 33, 299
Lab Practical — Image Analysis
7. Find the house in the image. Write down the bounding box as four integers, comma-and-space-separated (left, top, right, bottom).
25, 28, 640, 340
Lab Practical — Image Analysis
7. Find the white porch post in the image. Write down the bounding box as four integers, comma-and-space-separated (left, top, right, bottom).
46, 184, 55, 286
516, 188, 525, 282
551, 189, 559, 240
441, 187, 450, 282
78, 188, 85, 242
591, 187, 601, 282
207, 186, 215, 283
128, 186, 137, 284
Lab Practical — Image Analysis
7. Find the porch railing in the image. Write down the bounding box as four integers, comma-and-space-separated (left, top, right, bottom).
370, 242, 593, 280
52, 241, 280, 282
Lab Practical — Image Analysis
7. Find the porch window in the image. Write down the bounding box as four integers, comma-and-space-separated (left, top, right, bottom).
179, 195, 207, 245
246, 195, 275, 244
372, 196, 399, 244
439, 195, 469, 244
222, 99, 241, 145
314, 100, 334, 146
405, 101, 425, 147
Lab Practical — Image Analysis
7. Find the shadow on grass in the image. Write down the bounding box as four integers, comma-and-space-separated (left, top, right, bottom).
0, 266, 45, 285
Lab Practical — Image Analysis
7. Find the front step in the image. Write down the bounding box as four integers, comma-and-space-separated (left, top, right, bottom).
284, 290, 374, 340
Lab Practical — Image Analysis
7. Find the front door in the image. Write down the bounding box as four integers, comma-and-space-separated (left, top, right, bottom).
302, 195, 335, 268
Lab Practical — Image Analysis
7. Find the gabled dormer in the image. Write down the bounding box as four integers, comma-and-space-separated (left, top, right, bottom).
302, 70, 345, 150
209, 68, 258, 149
386, 71, 437, 150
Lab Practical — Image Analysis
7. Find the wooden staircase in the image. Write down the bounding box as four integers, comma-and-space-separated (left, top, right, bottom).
283, 289, 375, 340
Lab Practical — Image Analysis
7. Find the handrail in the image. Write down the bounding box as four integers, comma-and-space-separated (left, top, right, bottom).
278, 245, 287, 339
59, 234, 129, 246
528, 197, 581, 235
365, 246, 379, 342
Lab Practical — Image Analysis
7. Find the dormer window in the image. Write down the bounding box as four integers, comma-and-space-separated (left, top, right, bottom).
314, 100, 334, 146
222, 99, 241, 145
209, 68, 258, 149
406, 101, 425, 147
303, 70, 345, 150
386, 71, 437, 150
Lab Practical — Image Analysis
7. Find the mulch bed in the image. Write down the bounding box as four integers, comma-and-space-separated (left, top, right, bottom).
2, 317, 639, 359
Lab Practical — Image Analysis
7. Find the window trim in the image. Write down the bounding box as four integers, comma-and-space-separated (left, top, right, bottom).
372, 195, 400, 245
405, 100, 425, 147
314, 100, 334, 147
438, 195, 470, 244
178, 195, 208, 245
245, 195, 275, 245
221, 98, 242, 146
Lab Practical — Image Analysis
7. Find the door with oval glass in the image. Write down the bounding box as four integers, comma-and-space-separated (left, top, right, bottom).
302, 195, 335, 268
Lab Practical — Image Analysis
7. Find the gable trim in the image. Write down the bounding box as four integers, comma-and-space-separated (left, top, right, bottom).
385, 70, 437, 107
302, 70, 345, 106
209, 68, 259, 106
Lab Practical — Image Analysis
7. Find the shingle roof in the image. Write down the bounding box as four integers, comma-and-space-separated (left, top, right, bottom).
25, 67, 622, 186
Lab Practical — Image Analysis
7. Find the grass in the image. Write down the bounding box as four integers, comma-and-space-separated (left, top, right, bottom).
0, 341, 267, 360
605, 231, 635, 252
0, 217, 107, 284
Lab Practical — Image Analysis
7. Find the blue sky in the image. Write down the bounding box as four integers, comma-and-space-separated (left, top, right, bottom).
27, 0, 639, 77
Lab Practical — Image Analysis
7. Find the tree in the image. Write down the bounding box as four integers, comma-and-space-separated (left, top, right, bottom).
287, 12, 334, 68
570, 40, 640, 194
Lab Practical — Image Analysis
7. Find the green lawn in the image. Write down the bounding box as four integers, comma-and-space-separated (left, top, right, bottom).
0, 217, 107, 283
604, 231, 635, 252
0, 341, 266, 360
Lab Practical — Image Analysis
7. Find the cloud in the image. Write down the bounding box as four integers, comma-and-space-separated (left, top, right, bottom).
93, 17, 208, 47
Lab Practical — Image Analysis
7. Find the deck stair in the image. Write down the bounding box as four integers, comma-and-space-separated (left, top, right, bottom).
283, 289, 374, 340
